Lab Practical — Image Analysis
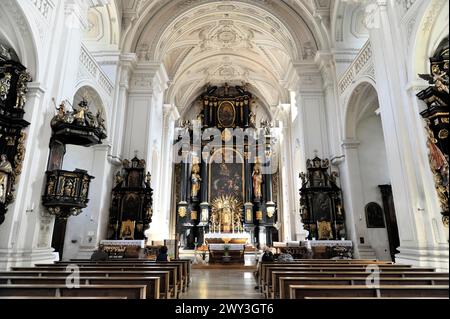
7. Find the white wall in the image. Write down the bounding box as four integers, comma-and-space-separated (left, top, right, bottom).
356, 114, 391, 261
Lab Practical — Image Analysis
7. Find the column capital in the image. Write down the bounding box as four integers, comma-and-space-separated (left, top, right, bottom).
163, 104, 180, 121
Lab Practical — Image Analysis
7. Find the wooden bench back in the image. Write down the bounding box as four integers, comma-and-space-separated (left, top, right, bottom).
288, 285, 449, 299
261, 265, 435, 288
0, 284, 147, 299
0, 276, 163, 299
278, 277, 450, 299
271, 271, 449, 298
3, 269, 176, 297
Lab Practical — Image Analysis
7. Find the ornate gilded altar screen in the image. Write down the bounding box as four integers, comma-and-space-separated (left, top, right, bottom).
174, 84, 278, 249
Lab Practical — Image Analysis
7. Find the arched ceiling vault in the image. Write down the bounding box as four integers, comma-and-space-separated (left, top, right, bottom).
121, 0, 330, 114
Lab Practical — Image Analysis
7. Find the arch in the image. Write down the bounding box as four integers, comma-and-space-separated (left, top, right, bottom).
84, 1, 121, 52
409, 0, 449, 80
344, 80, 379, 140
331, 1, 369, 50
72, 85, 110, 135
123, 1, 324, 120
122, 0, 326, 57
0, 0, 40, 80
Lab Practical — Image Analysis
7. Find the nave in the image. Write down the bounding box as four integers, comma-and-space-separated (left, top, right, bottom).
0, 255, 448, 300
181, 269, 261, 300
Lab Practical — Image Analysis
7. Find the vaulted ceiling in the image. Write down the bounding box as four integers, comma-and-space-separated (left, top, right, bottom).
99, 1, 368, 111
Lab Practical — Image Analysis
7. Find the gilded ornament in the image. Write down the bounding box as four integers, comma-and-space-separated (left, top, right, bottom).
0, 73, 12, 101
178, 206, 187, 218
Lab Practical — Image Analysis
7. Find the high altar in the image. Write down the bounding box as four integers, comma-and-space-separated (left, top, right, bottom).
175, 84, 278, 250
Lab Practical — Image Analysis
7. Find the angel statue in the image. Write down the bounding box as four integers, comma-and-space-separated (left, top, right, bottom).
299, 172, 308, 188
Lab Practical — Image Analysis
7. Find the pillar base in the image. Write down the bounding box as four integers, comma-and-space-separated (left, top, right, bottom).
396, 245, 449, 272
0, 248, 57, 270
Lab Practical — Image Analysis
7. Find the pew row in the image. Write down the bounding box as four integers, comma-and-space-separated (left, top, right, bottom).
0, 285, 148, 299
0, 276, 162, 299
289, 285, 449, 299
278, 277, 450, 299
1, 270, 174, 299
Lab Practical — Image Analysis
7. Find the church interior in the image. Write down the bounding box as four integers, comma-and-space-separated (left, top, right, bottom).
0, 0, 448, 301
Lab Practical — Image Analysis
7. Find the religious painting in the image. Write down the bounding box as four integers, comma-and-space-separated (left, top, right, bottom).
209, 149, 244, 203
120, 220, 135, 240
312, 193, 332, 221
365, 202, 386, 228
317, 220, 333, 240
217, 101, 236, 128
128, 170, 140, 187
121, 192, 140, 221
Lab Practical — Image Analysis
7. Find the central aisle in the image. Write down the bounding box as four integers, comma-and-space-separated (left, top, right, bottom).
181, 269, 263, 299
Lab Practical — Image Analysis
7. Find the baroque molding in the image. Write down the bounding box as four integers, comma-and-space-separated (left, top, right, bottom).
338, 40, 373, 94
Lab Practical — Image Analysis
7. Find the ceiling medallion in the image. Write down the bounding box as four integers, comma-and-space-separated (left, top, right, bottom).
218, 30, 237, 43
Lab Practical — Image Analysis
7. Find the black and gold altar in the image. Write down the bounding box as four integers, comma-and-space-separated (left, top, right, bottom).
299, 157, 346, 240
174, 84, 279, 249
0, 47, 31, 225
107, 157, 154, 241
417, 37, 449, 227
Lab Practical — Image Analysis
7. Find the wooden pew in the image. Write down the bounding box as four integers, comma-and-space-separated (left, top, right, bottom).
258, 262, 415, 288
304, 297, 449, 300
271, 271, 449, 299
279, 259, 394, 264
289, 285, 450, 299
0, 284, 147, 299
0, 276, 161, 299
68, 259, 192, 290
0, 297, 128, 299
2, 270, 174, 299
261, 265, 435, 294
43, 261, 188, 294
12, 265, 179, 295
278, 277, 450, 299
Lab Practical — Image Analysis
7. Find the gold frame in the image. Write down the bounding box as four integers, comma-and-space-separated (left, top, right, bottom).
208, 147, 245, 203
317, 220, 333, 240
120, 220, 136, 240
217, 101, 236, 128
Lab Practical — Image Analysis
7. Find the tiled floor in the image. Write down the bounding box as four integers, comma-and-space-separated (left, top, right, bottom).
181, 269, 263, 299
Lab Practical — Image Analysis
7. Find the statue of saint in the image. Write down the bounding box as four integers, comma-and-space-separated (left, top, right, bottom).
191, 164, 201, 198
220, 204, 232, 233
0, 154, 13, 203
249, 111, 256, 127
0, 155, 12, 203
63, 179, 74, 197
47, 176, 56, 195
252, 164, 263, 199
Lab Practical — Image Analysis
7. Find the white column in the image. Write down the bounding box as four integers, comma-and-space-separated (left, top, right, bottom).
293, 63, 330, 160
110, 54, 136, 162
123, 62, 169, 241
339, 140, 368, 259
368, 0, 448, 270
315, 52, 344, 159
149, 104, 179, 242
